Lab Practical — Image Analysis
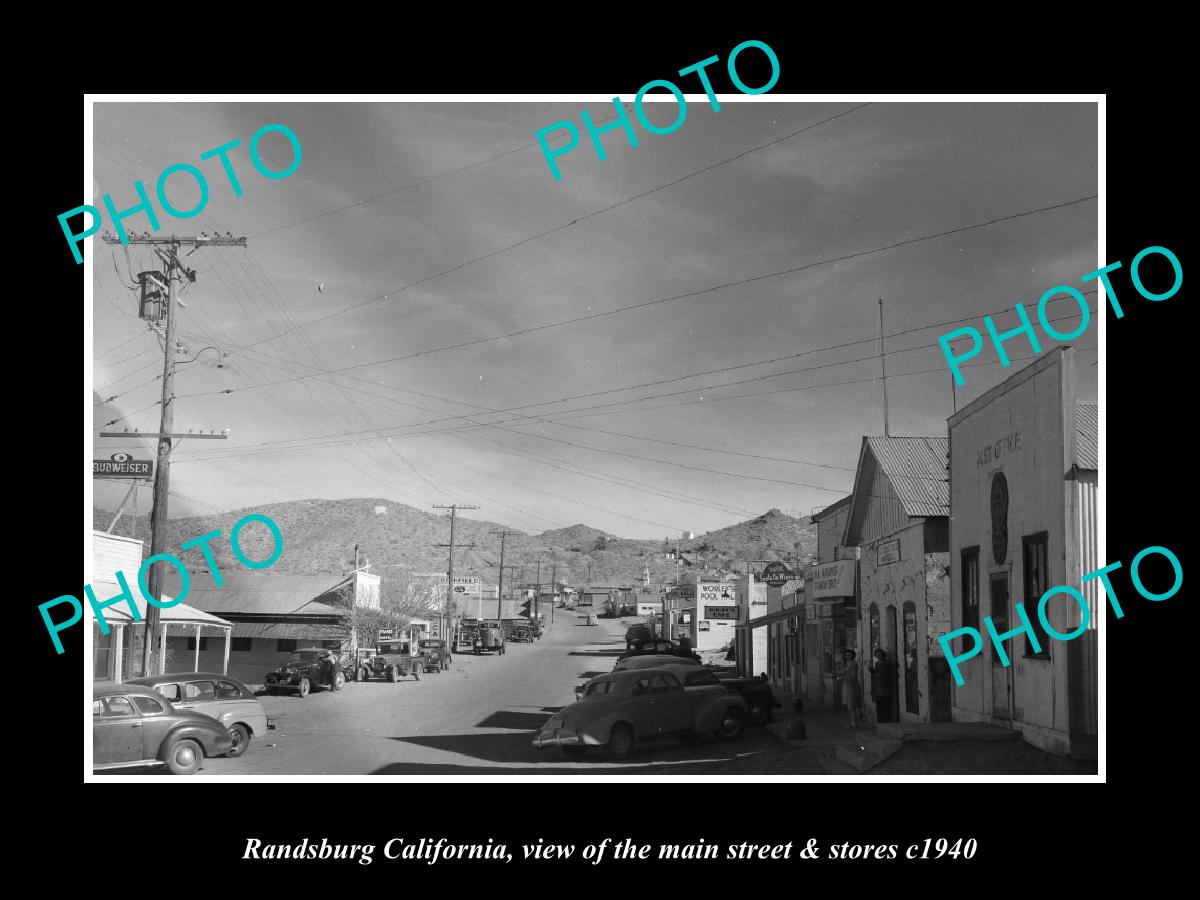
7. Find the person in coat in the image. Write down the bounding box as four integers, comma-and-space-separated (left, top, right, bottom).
870, 648, 896, 722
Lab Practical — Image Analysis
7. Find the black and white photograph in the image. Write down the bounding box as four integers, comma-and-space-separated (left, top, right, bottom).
79, 94, 1108, 780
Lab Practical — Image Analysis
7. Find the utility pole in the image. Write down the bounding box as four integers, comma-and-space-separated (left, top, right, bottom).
102, 232, 244, 676
551, 561, 557, 624
433, 504, 478, 644
534, 559, 541, 629
879, 297, 890, 436
492, 530, 515, 627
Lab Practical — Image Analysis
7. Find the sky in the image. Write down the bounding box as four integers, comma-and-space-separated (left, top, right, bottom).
90, 99, 1099, 539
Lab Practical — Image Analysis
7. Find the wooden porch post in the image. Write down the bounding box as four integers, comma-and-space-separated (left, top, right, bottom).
158, 623, 168, 675
222, 626, 231, 675
193, 624, 201, 671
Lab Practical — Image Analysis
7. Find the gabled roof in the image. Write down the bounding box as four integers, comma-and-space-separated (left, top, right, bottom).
863, 436, 950, 517
843, 436, 949, 546
159, 572, 350, 617
1075, 401, 1098, 470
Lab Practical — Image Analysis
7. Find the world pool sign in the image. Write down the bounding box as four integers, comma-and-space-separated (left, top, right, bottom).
93, 452, 153, 480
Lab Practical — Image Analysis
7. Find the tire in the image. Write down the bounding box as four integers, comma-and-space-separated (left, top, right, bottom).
608, 724, 635, 761
333, 670, 345, 691
748, 702, 768, 726
298, 678, 310, 698
562, 746, 588, 760
266, 686, 277, 696
413, 664, 423, 681
716, 707, 745, 741
165, 738, 203, 775
387, 668, 397, 683
225, 723, 251, 758
360, 667, 371, 683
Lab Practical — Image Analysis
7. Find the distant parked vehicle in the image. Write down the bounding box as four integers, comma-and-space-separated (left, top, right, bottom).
474, 626, 506, 655
510, 625, 534, 643
359, 639, 424, 682
130, 672, 272, 758
535, 667, 747, 761
417, 638, 452, 672
93, 683, 232, 775
585, 614, 599, 626
265, 648, 345, 697
618, 638, 701, 663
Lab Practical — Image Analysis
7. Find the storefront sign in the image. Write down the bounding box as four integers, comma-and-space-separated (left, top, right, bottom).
703, 605, 738, 620
761, 561, 793, 587
877, 539, 901, 565
698, 583, 736, 605
811, 559, 856, 598
93, 452, 153, 479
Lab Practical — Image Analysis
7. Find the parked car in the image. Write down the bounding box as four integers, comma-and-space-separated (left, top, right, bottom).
585, 614, 599, 626
576, 654, 697, 698
474, 625, 506, 655
359, 639, 424, 682
129, 672, 272, 757
535, 667, 747, 761
417, 638, 452, 672
509, 625, 533, 643
93, 682, 232, 775
677, 668, 781, 726
618, 638, 701, 662
265, 648, 346, 697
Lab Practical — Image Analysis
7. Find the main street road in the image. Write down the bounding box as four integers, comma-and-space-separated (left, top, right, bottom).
197, 608, 794, 775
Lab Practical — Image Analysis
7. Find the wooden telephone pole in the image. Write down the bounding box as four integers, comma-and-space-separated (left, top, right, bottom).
492, 531, 515, 626
433, 504, 478, 644
101, 232, 244, 676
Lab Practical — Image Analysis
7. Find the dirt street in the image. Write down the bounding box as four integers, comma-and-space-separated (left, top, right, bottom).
196, 608, 795, 776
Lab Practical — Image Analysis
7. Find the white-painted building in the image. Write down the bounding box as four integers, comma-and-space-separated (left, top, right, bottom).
947, 347, 1097, 757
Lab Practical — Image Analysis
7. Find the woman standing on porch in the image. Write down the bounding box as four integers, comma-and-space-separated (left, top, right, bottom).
870, 648, 897, 722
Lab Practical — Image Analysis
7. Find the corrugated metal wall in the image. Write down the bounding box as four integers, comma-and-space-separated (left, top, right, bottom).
1075, 475, 1098, 736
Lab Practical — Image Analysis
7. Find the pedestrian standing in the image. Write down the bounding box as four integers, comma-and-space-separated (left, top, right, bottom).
842, 649, 861, 728
870, 648, 896, 722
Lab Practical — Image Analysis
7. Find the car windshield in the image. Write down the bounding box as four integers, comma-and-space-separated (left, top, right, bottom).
292, 652, 320, 662
378, 642, 405, 653
585, 681, 614, 696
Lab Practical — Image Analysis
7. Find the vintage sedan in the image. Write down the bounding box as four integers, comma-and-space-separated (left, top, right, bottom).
129, 672, 272, 758
93, 682, 232, 775
678, 668, 781, 726
266, 648, 346, 695
535, 667, 747, 761
617, 638, 701, 663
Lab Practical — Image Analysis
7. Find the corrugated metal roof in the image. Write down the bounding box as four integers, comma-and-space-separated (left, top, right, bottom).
1075, 401, 1098, 470
865, 436, 950, 517
160, 572, 349, 616
230, 622, 349, 640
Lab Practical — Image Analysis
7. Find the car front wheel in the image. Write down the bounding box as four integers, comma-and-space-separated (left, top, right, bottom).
298, 678, 310, 698
608, 724, 635, 761
413, 664, 423, 681
165, 738, 203, 775
225, 723, 251, 758
716, 708, 745, 741
333, 670, 345, 690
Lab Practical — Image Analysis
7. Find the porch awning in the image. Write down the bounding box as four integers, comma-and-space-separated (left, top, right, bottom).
87, 592, 232, 630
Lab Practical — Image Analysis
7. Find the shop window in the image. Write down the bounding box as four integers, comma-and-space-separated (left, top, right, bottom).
321, 640, 342, 650
868, 604, 880, 654
276, 639, 297, 652
231, 638, 252, 652
186, 637, 209, 652
961, 547, 980, 649
1023, 533, 1051, 658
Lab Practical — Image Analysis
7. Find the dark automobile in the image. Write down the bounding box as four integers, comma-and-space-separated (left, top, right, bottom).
360, 639, 424, 682
265, 648, 346, 697
93, 682, 233, 775
417, 638, 452, 672
534, 667, 747, 761
129, 672, 272, 758
576, 654, 698, 698
509, 625, 533, 643
474, 625, 506, 655
679, 668, 781, 725
618, 638, 701, 663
